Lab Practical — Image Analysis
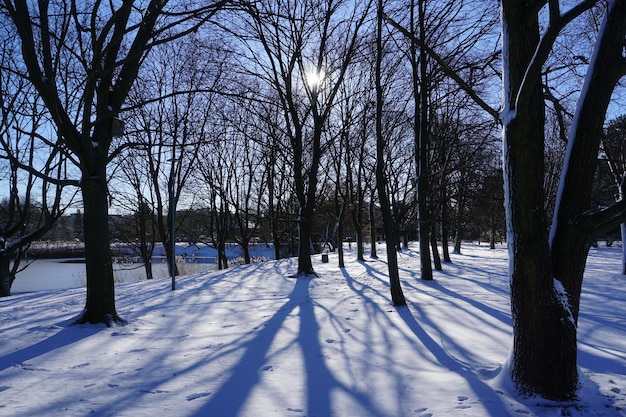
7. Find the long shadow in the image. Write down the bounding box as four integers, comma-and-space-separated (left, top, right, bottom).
297, 277, 383, 417
347, 257, 512, 415
191, 274, 385, 417
190, 276, 308, 417
396, 306, 511, 416
0, 323, 100, 372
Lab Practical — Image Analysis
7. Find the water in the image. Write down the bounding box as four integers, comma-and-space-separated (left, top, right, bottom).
10, 242, 276, 293
11, 258, 217, 293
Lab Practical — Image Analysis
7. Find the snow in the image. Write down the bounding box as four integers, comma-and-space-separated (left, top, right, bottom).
1, 243, 625, 417
553, 278, 576, 327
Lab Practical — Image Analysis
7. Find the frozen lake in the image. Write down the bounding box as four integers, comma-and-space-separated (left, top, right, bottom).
11, 242, 275, 293
11, 258, 217, 293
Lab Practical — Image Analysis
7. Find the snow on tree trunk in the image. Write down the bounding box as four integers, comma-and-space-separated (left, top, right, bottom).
501, 0, 576, 400
503, 0, 626, 400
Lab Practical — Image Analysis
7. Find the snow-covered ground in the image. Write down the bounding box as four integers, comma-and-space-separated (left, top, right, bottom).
1, 243, 624, 417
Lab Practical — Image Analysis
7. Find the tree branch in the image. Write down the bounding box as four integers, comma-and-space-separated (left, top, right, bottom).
383, 13, 500, 121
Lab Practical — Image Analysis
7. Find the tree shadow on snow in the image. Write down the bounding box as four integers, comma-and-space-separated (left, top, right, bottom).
190, 275, 384, 417
0, 321, 100, 373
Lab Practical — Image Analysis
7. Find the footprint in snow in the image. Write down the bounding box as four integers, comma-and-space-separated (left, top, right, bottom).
456, 396, 471, 409
186, 392, 211, 401
414, 407, 432, 417
325, 338, 335, 344
261, 365, 273, 371
70, 363, 90, 369
140, 389, 170, 394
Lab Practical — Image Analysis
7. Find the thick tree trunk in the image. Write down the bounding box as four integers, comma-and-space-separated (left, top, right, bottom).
297, 214, 315, 275
453, 230, 462, 254
144, 259, 154, 280
217, 240, 228, 270
550, 0, 626, 328
242, 241, 251, 264
0, 254, 13, 297
505, 108, 576, 400
76, 175, 122, 325
273, 236, 282, 260
502, 0, 576, 400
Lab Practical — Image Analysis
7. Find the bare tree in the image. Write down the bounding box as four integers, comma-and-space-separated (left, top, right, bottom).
1, 0, 228, 324
388, 0, 626, 400
0, 50, 71, 296
122, 32, 225, 279
232, 0, 374, 275
600, 115, 626, 272
375, 0, 406, 305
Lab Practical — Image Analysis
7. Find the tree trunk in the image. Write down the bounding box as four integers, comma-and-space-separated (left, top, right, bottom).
441, 201, 452, 262
165, 207, 179, 278
550, 0, 626, 334
430, 223, 442, 271
273, 236, 282, 260
369, 194, 378, 259
505, 109, 576, 400
621, 223, 626, 275
415, 0, 432, 281
453, 230, 462, 254
242, 241, 251, 264
502, 0, 575, 399
76, 175, 122, 325
337, 220, 345, 268
352, 205, 365, 261
0, 254, 13, 297
376, 0, 405, 306
297, 213, 315, 275
144, 259, 154, 280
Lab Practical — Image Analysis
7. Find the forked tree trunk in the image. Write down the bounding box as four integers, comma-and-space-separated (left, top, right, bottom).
550, 0, 626, 341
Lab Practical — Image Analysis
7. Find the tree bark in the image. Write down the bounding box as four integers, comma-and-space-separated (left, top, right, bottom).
430, 222, 442, 271
0, 254, 14, 297
502, 0, 574, 400
296, 210, 315, 275
76, 174, 123, 325
551, 0, 626, 323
